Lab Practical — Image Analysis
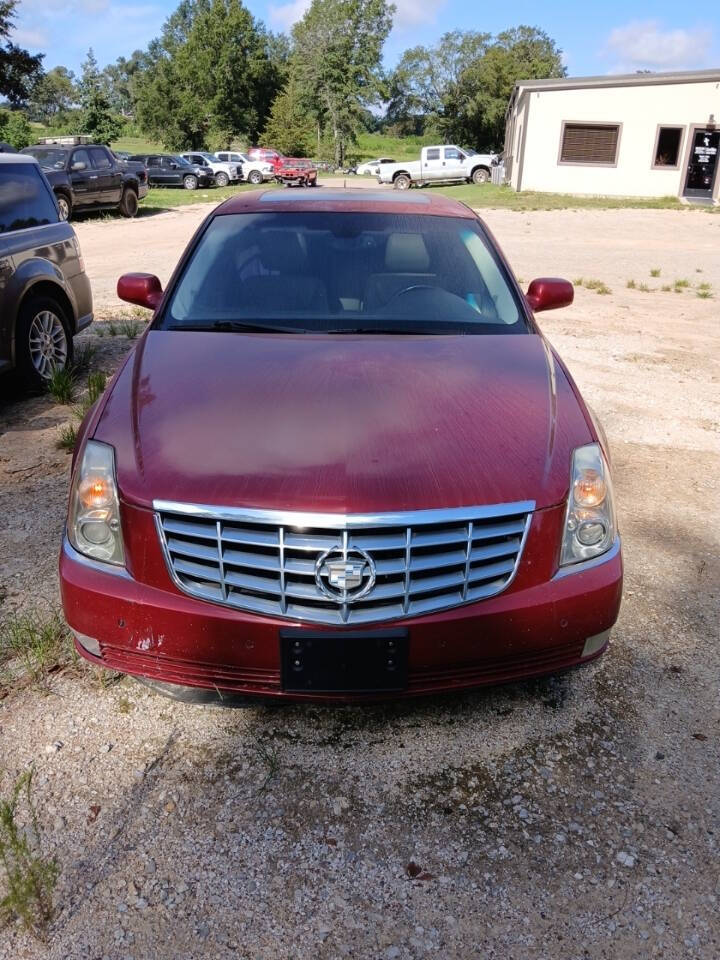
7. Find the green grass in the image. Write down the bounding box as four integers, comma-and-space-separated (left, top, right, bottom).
626, 279, 636, 289
650, 268, 661, 277
55, 423, 78, 452
46, 367, 75, 404
575, 277, 612, 295
0, 770, 58, 937
141, 181, 275, 213
0, 610, 73, 692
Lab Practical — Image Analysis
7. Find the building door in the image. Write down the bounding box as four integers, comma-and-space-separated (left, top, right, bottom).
683, 129, 719, 199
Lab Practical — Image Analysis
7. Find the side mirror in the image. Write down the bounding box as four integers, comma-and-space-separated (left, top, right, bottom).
117, 273, 163, 311
71, 161, 86, 171
525, 278, 574, 313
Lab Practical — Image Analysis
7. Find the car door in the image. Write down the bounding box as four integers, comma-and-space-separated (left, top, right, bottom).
69, 148, 98, 206
144, 156, 163, 186
421, 147, 443, 181
89, 147, 121, 204
442, 147, 466, 180
163, 157, 185, 185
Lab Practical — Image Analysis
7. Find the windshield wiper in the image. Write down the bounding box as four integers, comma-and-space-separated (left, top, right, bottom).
167, 321, 306, 334
323, 325, 463, 335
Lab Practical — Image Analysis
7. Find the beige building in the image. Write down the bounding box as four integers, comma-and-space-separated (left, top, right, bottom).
504, 69, 720, 202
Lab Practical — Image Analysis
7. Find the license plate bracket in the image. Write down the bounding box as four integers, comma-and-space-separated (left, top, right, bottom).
280, 629, 408, 693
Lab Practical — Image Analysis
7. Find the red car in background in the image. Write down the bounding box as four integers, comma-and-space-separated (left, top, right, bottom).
60, 189, 622, 703
275, 158, 318, 187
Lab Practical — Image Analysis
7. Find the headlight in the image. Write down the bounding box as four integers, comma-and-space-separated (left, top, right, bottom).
560, 443, 616, 565
67, 441, 125, 565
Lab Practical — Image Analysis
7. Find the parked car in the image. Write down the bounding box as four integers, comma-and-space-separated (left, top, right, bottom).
21, 142, 147, 220
129, 154, 214, 190
215, 151, 274, 185
376, 145, 495, 189
247, 147, 284, 171
1, 153, 92, 387
275, 158, 318, 187
181, 152, 239, 187
61, 189, 621, 704
356, 157, 395, 176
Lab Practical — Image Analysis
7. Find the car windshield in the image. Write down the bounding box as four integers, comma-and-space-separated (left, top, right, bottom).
162, 211, 527, 336
23, 148, 66, 169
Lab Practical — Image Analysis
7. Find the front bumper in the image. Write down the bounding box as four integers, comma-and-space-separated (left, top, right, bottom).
60, 505, 623, 702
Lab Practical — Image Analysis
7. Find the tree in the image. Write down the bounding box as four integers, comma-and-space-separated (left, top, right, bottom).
386, 31, 490, 134
450, 27, 566, 149
263, 75, 315, 156
78, 48, 123, 143
0, 0, 43, 105
28, 66, 77, 123
135, 0, 282, 150
291, 0, 392, 165
103, 51, 150, 116
0, 106, 31, 147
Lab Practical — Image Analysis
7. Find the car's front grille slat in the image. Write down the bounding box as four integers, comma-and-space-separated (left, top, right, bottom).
157, 501, 533, 625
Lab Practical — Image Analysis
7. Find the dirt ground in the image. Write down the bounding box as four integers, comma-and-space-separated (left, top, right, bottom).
0, 197, 719, 959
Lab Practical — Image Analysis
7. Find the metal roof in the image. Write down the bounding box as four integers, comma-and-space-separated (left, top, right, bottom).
217, 188, 477, 218
0, 152, 39, 164
513, 67, 720, 96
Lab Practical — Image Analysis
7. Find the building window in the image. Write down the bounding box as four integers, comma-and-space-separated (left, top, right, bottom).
652, 126, 684, 168
559, 123, 620, 165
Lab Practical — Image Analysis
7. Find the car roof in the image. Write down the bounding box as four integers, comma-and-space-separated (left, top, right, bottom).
215, 188, 477, 219
0, 152, 41, 164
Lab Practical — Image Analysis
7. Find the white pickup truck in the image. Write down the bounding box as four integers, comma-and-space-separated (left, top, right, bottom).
376, 145, 496, 190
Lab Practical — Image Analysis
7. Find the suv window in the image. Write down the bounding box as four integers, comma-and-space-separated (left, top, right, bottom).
71, 149, 91, 169
89, 147, 112, 170
147, 156, 161, 166
426, 148, 441, 161
0, 163, 59, 234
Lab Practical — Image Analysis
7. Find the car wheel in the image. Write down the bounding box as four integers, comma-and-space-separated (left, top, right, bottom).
119, 187, 139, 217
394, 174, 411, 190
183, 175, 198, 190
472, 167, 490, 184
56, 193, 72, 221
16, 295, 73, 389
248, 170, 263, 185
215, 172, 229, 187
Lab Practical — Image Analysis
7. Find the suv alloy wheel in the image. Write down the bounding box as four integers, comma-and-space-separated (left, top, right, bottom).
16, 295, 73, 388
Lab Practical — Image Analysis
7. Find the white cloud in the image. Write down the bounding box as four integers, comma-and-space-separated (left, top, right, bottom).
268, 0, 311, 31
269, 0, 445, 33
605, 19, 713, 71
11, 26, 49, 47
392, 0, 446, 29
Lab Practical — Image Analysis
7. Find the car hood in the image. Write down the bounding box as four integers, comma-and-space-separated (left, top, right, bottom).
94, 331, 592, 513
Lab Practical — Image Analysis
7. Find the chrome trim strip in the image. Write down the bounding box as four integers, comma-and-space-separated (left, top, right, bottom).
62, 533, 132, 579
152, 499, 536, 529
552, 536, 621, 580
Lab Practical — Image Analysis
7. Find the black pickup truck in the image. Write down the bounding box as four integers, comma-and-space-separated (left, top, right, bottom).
21, 143, 148, 220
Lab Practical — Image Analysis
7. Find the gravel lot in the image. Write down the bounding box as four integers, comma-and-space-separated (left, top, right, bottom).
0, 199, 719, 959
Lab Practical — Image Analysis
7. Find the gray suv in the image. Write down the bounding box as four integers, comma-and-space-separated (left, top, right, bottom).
0, 153, 92, 388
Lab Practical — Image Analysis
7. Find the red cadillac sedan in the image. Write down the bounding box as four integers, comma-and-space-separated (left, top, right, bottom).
60, 189, 622, 703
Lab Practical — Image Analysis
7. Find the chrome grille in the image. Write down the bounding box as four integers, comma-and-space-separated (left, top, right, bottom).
155, 501, 534, 626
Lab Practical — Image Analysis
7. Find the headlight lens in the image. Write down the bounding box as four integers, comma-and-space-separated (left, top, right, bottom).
560, 443, 616, 565
67, 441, 125, 565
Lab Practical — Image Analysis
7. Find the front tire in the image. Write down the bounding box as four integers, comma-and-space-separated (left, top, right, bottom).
16, 295, 73, 390
472, 167, 490, 184
215, 171, 229, 187
119, 187, 139, 217
56, 192, 72, 221
394, 174, 411, 191
183, 175, 198, 190
248, 170, 263, 186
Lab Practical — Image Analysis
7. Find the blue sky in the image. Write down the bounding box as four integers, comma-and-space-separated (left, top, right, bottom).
12, 0, 720, 78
